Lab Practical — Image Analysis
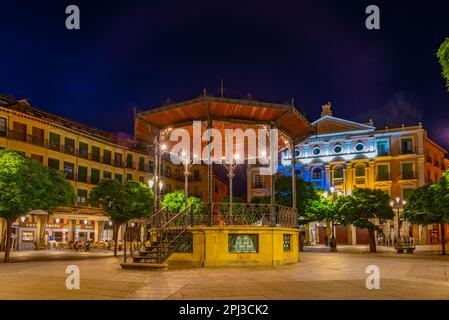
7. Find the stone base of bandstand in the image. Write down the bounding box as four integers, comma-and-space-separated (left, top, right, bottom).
168, 226, 299, 268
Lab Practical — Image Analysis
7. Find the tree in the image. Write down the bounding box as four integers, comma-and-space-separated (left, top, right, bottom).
404, 173, 449, 255
161, 190, 203, 214
437, 38, 449, 91
273, 176, 319, 223
0, 149, 76, 262
89, 180, 153, 256
305, 190, 344, 251
339, 188, 394, 253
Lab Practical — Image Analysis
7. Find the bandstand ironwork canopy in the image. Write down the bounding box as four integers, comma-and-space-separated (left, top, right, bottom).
135, 94, 314, 228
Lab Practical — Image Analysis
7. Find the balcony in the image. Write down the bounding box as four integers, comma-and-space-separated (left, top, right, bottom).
376, 173, 392, 181
62, 145, 76, 155
400, 172, 417, 180
253, 183, 265, 189
113, 159, 124, 168
8, 130, 27, 142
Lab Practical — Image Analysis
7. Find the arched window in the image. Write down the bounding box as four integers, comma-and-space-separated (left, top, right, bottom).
333, 166, 343, 179
355, 164, 366, 177
312, 167, 322, 180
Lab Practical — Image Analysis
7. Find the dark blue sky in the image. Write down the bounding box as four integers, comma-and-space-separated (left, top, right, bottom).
1, 0, 448, 148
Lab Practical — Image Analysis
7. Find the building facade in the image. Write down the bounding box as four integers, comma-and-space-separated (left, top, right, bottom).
248, 103, 448, 245
0, 95, 198, 250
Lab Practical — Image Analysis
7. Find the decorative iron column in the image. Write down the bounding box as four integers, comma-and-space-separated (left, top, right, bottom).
207, 116, 213, 226
153, 130, 160, 211
222, 155, 239, 222
270, 122, 276, 226
291, 137, 297, 210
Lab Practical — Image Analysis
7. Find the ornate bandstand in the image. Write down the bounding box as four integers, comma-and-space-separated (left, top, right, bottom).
121, 92, 313, 269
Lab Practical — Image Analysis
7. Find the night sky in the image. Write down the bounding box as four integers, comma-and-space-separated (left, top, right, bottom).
1, 0, 448, 150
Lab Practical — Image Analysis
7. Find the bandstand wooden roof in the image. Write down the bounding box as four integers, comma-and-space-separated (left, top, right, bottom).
136, 96, 314, 144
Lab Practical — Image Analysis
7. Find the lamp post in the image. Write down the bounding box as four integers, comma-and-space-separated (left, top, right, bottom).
390, 197, 406, 244
221, 154, 240, 220
180, 152, 197, 211
323, 186, 341, 252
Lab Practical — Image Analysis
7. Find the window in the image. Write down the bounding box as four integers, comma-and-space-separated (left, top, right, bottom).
91, 146, 100, 162
103, 150, 111, 164
166, 166, 171, 178
193, 186, 200, 197
49, 132, 61, 150
194, 169, 200, 181
333, 166, 343, 179
377, 164, 390, 181
126, 154, 133, 168
31, 154, 43, 163
48, 158, 60, 170
91, 168, 100, 185
31, 127, 44, 146
333, 144, 343, 154
139, 157, 145, 171
79, 142, 88, 159
77, 189, 88, 206
254, 174, 264, 188
115, 173, 123, 183
312, 146, 321, 156
228, 234, 258, 253
114, 153, 123, 167
312, 167, 322, 180
401, 163, 415, 179
355, 141, 365, 152
377, 140, 389, 156
63, 162, 74, 180
77, 166, 88, 183
148, 160, 154, 173
0, 117, 6, 137
64, 137, 75, 154
294, 148, 301, 158
103, 171, 112, 180
355, 165, 365, 177
401, 138, 413, 154
126, 173, 133, 181
12, 122, 26, 141
283, 234, 291, 252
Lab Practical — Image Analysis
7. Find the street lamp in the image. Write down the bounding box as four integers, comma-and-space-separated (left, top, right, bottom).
390, 197, 407, 244
221, 153, 240, 220
180, 152, 197, 210
323, 186, 340, 252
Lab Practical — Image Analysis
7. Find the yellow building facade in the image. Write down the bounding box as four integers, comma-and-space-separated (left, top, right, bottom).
0, 95, 187, 250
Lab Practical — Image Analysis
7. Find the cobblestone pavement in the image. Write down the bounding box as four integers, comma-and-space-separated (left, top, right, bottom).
0, 251, 449, 300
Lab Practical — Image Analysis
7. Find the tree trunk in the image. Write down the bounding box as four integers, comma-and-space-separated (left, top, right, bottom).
441, 224, 446, 255
4, 220, 13, 263
298, 231, 304, 252
113, 223, 119, 257
368, 228, 377, 253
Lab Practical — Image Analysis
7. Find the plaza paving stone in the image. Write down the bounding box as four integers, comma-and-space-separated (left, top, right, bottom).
0, 251, 449, 299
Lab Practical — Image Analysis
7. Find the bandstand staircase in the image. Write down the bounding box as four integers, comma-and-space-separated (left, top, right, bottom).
132, 207, 193, 265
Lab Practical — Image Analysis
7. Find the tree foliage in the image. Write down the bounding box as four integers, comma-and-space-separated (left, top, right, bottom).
404, 172, 449, 254
338, 188, 394, 252
437, 38, 449, 91
160, 190, 203, 214
89, 179, 154, 256
0, 149, 76, 262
